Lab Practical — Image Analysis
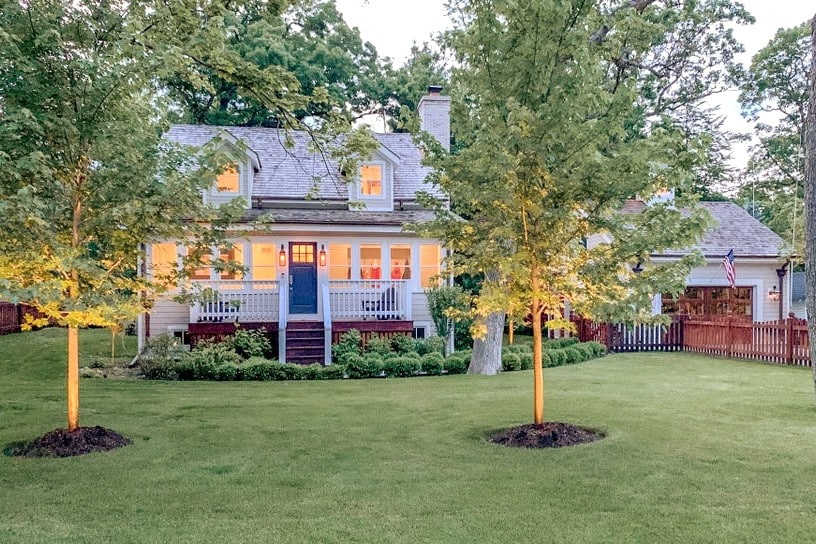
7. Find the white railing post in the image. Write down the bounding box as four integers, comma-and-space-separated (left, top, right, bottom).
278, 273, 287, 364
322, 281, 332, 365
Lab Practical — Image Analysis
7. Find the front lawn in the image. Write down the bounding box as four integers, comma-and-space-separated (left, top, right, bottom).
2, 328, 816, 543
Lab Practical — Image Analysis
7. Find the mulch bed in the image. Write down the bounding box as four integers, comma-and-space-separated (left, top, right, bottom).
4, 426, 131, 458
489, 422, 604, 449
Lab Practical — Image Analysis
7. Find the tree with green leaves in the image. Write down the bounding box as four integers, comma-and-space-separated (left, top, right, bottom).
802, 14, 816, 401
0, 0, 371, 434
739, 21, 811, 258
418, 0, 748, 423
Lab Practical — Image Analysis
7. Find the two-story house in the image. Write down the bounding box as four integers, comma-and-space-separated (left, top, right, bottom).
144, 89, 451, 364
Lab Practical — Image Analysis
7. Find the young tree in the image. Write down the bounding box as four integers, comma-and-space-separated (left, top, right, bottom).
0, 0, 372, 434
419, 0, 741, 423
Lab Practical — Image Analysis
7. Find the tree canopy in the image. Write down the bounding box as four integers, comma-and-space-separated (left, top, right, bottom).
417, 0, 752, 421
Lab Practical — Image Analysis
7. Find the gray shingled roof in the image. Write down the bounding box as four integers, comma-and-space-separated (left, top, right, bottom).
659, 201, 787, 258
165, 125, 441, 201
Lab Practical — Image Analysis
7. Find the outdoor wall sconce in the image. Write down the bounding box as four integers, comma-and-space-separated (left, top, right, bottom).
768, 286, 780, 302
319, 244, 327, 267
278, 244, 287, 267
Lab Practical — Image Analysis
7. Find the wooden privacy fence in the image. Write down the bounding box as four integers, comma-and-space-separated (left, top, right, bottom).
575, 316, 811, 366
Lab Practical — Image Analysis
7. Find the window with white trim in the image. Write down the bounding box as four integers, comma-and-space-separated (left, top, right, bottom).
360, 164, 382, 196
216, 164, 240, 193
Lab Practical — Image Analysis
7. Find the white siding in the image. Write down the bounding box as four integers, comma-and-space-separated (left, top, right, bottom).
149, 297, 190, 337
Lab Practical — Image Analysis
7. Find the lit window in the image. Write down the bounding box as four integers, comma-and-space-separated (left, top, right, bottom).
188, 248, 211, 280
360, 164, 382, 196
216, 165, 240, 193
419, 244, 441, 288
251, 243, 278, 280
150, 243, 177, 278
390, 246, 411, 280
219, 245, 244, 280
360, 245, 382, 279
291, 244, 315, 264
329, 244, 351, 280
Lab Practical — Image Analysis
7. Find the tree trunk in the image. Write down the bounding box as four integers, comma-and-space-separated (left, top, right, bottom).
468, 311, 505, 375
531, 262, 544, 424
805, 14, 816, 402
67, 325, 79, 431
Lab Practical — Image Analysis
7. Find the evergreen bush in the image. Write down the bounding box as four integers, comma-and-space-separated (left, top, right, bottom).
420, 352, 445, 375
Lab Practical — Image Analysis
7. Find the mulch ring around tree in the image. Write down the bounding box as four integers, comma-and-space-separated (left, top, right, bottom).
489, 422, 604, 449
3, 426, 131, 458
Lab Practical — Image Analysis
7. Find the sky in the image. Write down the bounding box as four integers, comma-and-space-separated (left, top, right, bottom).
334, 0, 813, 168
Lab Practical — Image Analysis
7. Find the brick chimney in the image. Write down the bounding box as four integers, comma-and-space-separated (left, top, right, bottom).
418, 86, 451, 151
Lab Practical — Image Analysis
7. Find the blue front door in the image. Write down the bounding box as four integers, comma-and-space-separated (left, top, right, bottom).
289, 242, 317, 314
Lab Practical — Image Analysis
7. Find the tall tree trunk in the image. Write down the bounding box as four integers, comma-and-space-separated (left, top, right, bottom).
468, 269, 504, 375
531, 261, 544, 424
805, 14, 816, 402
468, 311, 505, 375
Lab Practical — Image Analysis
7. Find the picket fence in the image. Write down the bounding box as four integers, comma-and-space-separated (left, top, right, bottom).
574, 315, 811, 367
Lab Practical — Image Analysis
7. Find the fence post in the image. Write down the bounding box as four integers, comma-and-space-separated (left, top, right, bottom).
726, 318, 732, 359
786, 317, 794, 364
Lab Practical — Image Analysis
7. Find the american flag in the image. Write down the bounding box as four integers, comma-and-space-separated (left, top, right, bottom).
722, 249, 735, 289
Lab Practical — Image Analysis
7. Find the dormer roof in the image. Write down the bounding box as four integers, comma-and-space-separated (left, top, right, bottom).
164, 125, 444, 202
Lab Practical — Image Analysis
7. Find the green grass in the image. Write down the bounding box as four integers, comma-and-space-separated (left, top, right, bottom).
3, 328, 816, 543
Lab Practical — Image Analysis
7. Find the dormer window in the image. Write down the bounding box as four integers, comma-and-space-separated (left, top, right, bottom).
360, 164, 382, 197
216, 165, 240, 193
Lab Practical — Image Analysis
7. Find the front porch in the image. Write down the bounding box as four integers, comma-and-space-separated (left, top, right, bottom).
186, 279, 415, 364
189, 279, 412, 323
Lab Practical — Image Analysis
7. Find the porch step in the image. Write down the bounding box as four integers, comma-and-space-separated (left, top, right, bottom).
285, 322, 325, 365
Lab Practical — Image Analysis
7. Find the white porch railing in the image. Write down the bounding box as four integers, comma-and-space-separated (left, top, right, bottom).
188, 279, 410, 323
328, 280, 409, 321
189, 280, 280, 323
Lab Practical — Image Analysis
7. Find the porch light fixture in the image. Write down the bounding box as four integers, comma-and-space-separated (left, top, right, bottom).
319, 244, 327, 267
768, 286, 780, 302
278, 244, 287, 267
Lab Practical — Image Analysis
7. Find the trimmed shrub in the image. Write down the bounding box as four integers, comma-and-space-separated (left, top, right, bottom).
443, 355, 468, 375
390, 334, 416, 354
227, 327, 272, 359
140, 334, 187, 380
420, 352, 445, 375
212, 363, 239, 381
333, 329, 362, 364
415, 336, 445, 356
344, 354, 385, 379
383, 356, 420, 377
365, 334, 392, 356
300, 364, 323, 380
540, 351, 553, 368
240, 358, 281, 380
505, 343, 532, 355
563, 347, 584, 365
502, 352, 522, 371
519, 352, 533, 370
547, 349, 567, 367
546, 337, 580, 350
587, 341, 607, 357
403, 351, 421, 361
320, 364, 346, 380
141, 359, 179, 380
